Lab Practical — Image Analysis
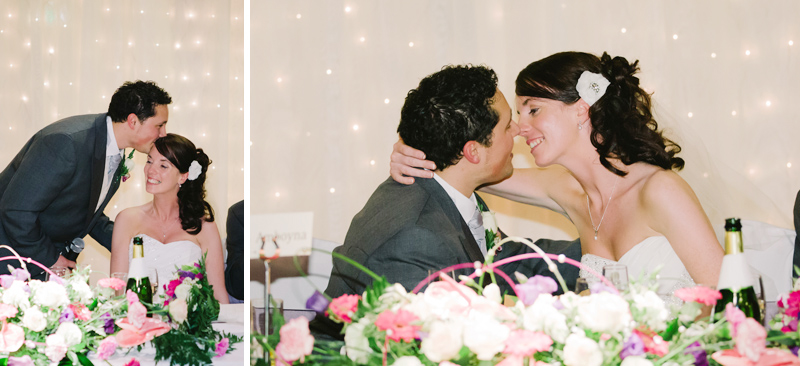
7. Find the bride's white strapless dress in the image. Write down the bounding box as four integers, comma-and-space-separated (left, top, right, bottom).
580, 236, 695, 306
128, 234, 203, 276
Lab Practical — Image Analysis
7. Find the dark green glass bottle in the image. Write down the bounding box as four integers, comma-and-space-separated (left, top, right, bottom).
126, 236, 153, 305
714, 218, 762, 323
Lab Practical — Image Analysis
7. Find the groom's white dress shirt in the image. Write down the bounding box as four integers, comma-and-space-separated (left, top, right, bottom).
432, 173, 487, 256
97, 116, 123, 212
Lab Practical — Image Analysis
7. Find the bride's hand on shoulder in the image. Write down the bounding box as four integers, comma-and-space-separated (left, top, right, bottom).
642, 170, 723, 286
390, 139, 435, 185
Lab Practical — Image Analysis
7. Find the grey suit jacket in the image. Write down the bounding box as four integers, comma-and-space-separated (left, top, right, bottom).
0, 114, 120, 276
324, 176, 581, 299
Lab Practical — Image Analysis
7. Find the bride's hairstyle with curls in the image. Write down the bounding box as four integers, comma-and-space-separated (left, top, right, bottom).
515, 51, 684, 176
153, 133, 215, 234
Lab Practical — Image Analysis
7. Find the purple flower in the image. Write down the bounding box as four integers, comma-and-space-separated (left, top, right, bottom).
619, 333, 645, 360
684, 341, 708, 366
194, 262, 202, 269
8, 355, 34, 366
101, 312, 115, 334
305, 291, 330, 314
589, 281, 616, 294
11, 268, 29, 281
792, 346, 799, 356
179, 270, 196, 280
59, 308, 74, 323
515, 275, 558, 306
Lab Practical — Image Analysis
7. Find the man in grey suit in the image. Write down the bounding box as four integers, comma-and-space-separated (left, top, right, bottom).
0, 80, 171, 278
324, 65, 580, 300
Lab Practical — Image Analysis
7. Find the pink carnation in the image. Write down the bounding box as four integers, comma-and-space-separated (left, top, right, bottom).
69, 303, 91, 321
375, 309, 420, 343
0, 304, 18, 321
215, 337, 229, 358
275, 317, 314, 364
725, 303, 747, 337
124, 358, 140, 366
327, 294, 360, 323
674, 285, 722, 306
503, 330, 552, 357
98, 277, 126, 291
778, 291, 800, 318
97, 336, 118, 360
165, 279, 182, 298
735, 318, 766, 362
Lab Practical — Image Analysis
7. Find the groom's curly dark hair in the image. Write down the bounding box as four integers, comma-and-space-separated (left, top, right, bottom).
154, 134, 215, 234
397, 64, 500, 171
107, 80, 172, 123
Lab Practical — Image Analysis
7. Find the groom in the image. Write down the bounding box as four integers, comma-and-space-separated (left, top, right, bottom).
324, 65, 580, 299
0, 80, 171, 278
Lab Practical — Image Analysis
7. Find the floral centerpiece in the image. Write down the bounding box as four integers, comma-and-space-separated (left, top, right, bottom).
253, 237, 800, 366
0, 246, 240, 366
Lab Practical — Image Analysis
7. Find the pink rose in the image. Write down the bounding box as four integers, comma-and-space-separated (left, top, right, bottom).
725, 303, 747, 337
375, 309, 421, 343
98, 278, 126, 291
215, 337, 229, 358
0, 322, 24, 352
0, 304, 18, 321
735, 318, 766, 362
503, 330, 552, 357
97, 336, 118, 360
115, 317, 171, 348
127, 301, 147, 329
69, 303, 91, 321
124, 358, 140, 366
275, 317, 314, 364
126, 290, 139, 305
327, 294, 361, 323
674, 285, 722, 306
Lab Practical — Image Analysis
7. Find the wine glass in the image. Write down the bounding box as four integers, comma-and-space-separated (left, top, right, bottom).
574, 277, 597, 296
602, 264, 629, 292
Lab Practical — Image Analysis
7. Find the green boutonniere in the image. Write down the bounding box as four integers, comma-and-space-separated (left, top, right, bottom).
477, 200, 500, 251
118, 149, 135, 182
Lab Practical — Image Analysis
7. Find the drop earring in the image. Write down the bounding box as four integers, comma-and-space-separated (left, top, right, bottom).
578, 123, 583, 130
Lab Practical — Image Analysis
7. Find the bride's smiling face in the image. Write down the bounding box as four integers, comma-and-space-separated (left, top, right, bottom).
144, 148, 186, 194
515, 96, 582, 167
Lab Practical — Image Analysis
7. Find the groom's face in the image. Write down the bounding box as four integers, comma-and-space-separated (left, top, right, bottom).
480, 90, 518, 183
132, 104, 169, 153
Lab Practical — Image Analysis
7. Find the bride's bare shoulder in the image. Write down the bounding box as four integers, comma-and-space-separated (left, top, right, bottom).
114, 203, 153, 223
639, 168, 697, 208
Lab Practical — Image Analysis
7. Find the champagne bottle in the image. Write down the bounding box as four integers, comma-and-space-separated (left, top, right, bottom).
714, 218, 762, 323
126, 236, 153, 305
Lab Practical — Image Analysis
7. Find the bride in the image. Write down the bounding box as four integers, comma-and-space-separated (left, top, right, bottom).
391, 52, 723, 300
110, 133, 229, 304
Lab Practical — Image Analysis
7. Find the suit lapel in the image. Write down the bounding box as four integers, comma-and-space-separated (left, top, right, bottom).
417, 178, 485, 263
86, 115, 107, 227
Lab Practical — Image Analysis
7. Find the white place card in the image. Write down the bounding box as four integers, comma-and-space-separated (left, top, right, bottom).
250, 212, 314, 258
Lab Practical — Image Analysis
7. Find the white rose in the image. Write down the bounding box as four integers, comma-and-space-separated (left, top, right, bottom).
22, 306, 47, 332
578, 292, 631, 334
169, 298, 188, 323
2, 280, 30, 309
32, 281, 69, 308
392, 356, 423, 366
344, 317, 372, 364
563, 333, 602, 366
481, 212, 497, 232
420, 320, 463, 362
621, 356, 654, 366
482, 283, 501, 304
462, 314, 509, 360
379, 283, 411, 307
522, 294, 569, 343
678, 302, 703, 323
174, 281, 193, 301
45, 334, 67, 362
56, 322, 82, 347
631, 291, 668, 331
69, 280, 93, 303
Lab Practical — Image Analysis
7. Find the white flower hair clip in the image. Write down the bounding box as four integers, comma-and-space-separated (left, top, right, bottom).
187, 160, 202, 181
576, 71, 610, 106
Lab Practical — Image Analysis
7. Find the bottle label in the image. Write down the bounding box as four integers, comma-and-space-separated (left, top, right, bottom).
128, 257, 146, 279
716, 253, 755, 290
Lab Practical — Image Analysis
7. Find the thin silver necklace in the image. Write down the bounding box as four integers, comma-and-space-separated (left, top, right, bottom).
586, 176, 620, 240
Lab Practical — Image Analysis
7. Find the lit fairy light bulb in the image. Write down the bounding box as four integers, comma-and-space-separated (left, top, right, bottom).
788, 162, 792, 168
745, 50, 751, 56
765, 100, 771, 107
275, 192, 281, 198
330, 188, 336, 193
409, 42, 414, 47
687, 112, 693, 118
48, 48, 54, 54
175, 43, 181, 49
790, 40, 794, 46
384, 98, 390, 104
277, 77, 282, 83
711, 53, 716, 58
621, 28, 626, 33
345, 6, 351, 12
21, 95, 27, 102
353, 124, 359, 131
296, 14, 302, 19
672, 34, 678, 40
732, 110, 737, 116
326, 69, 332, 75
370, 160, 376, 166
359, 37, 365, 43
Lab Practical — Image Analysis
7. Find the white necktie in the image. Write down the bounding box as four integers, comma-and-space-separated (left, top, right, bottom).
467, 208, 487, 257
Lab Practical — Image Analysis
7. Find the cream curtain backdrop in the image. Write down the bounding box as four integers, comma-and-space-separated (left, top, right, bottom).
0, 2, 244, 283
257, 1, 799, 247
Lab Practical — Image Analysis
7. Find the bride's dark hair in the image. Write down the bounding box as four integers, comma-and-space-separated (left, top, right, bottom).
515, 51, 684, 176
153, 134, 215, 234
